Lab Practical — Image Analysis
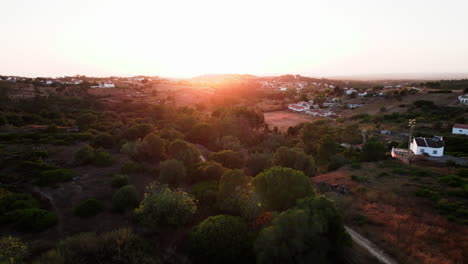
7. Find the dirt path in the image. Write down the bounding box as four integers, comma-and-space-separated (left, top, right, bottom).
345, 226, 398, 264
33, 187, 64, 236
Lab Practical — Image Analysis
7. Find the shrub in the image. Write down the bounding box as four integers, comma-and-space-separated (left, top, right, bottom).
92, 149, 114, 167
0, 236, 28, 264
92, 133, 115, 149
217, 170, 252, 214
135, 184, 197, 228
36, 168, 75, 186
11, 208, 57, 232
159, 159, 186, 186
73, 144, 95, 165
191, 215, 254, 264
112, 185, 139, 212
350, 162, 361, 169
415, 188, 440, 201
111, 174, 128, 188
272, 147, 316, 176
74, 199, 104, 218
34, 228, 157, 264
351, 175, 368, 182
438, 174, 466, 187
121, 161, 145, 174
167, 139, 201, 167
138, 133, 166, 161
353, 185, 367, 193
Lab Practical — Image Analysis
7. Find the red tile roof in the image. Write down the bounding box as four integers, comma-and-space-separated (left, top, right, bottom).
289, 104, 305, 110
453, 124, 468, 129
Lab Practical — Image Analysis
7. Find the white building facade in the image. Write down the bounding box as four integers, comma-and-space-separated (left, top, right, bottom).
452, 124, 468, 135
410, 137, 444, 157
459, 95, 468, 104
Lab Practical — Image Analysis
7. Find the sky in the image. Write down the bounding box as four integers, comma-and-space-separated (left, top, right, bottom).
1, 0, 468, 78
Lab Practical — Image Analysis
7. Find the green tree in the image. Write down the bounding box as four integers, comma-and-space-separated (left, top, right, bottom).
245, 152, 272, 176
313, 92, 327, 107
217, 170, 252, 214
187, 123, 217, 146
74, 199, 104, 218
341, 123, 362, 144
193, 161, 227, 182
273, 147, 316, 176
159, 159, 186, 186
138, 133, 166, 161
167, 139, 200, 167
11, 208, 58, 232
208, 150, 244, 169
255, 196, 350, 264
191, 215, 254, 264
76, 113, 96, 130
316, 135, 339, 163
361, 138, 386, 161
122, 124, 152, 141
254, 166, 313, 211
135, 184, 197, 228
112, 185, 139, 212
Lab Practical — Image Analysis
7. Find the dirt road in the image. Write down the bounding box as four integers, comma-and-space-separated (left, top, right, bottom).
345, 226, 398, 264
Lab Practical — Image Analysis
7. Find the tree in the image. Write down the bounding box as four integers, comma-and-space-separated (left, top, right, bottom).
217, 170, 252, 214
255, 196, 350, 264
208, 150, 244, 169
138, 133, 166, 161
12, 208, 58, 232
245, 152, 272, 176
167, 139, 200, 167
254, 166, 313, 211
273, 147, 316, 176
135, 184, 197, 228
76, 113, 96, 130
122, 124, 152, 141
361, 138, 386, 161
193, 161, 227, 182
159, 159, 186, 186
191, 215, 254, 264
313, 92, 327, 107
341, 123, 362, 144
112, 185, 139, 212
316, 135, 339, 163
187, 123, 217, 146
333, 86, 344, 96
0, 236, 28, 264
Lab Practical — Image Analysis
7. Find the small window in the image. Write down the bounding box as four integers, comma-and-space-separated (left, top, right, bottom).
433, 150, 437, 154
460, 130, 463, 132
420, 149, 425, 153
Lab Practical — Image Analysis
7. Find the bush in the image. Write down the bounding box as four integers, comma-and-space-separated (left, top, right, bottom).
36, 168, 75, 186
34, 228, 157, 264
254, 166, 313, 211
353, 185, 367, 193
167, 139, 201, 167
159, 159, 186, 186
92, 133, 115, 149
112, 185, 139, 212
272, 147, 316, 176
11, 208, 57, 232
74, 199, 104, 218
138, 133, 166, 161
121, 161, 145, 174
135, 184, 197, 228
438, 175, 466, 187
351, 175, 368, 182
350, 162, 361, 169
415, 188, 440, 201
0, 236, 28, 264
217, 170, 252, 214
191, 215, 254, 264
73, 144, 95, 165
92, 149, 115, 167
111, 174, 128, 188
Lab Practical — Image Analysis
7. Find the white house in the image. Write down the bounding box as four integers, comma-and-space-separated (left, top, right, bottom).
91, 82, 115, 88
410, 136, 445, 157
452, 124, 468, 135
358, 92, 368, 97
345, 89, 357, 95
458, 95, 468, 105
288, 104, 307, 112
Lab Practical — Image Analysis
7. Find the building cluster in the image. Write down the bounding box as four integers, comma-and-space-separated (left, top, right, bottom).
287, 101, 335, 117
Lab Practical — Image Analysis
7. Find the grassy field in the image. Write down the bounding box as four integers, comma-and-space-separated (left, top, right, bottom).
264, 110, 322, 131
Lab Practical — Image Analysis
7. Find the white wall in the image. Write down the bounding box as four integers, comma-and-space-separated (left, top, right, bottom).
410, 139, 444, 157
452, 128, 468, 135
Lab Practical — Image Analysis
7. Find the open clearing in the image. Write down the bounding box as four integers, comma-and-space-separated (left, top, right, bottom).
264, 110, 322, 131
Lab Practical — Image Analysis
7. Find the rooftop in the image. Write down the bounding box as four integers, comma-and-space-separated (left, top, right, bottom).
414, 137, 445, 148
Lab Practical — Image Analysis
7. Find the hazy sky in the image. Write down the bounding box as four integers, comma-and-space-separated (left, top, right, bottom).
1, 0, 468, 78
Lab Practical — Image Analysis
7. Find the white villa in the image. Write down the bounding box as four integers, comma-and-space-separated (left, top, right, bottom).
410, 136, 445, 157
458, 94, 468, 105
452, 124, 468, 135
